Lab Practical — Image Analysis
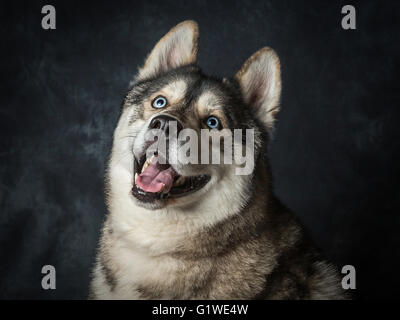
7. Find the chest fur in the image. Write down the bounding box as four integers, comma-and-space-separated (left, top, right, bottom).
98, 231, 274, 299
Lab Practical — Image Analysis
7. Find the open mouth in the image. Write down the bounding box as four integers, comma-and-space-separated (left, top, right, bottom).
131, 153, 210, 203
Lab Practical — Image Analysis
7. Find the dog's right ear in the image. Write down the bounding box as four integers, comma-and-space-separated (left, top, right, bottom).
135, 20, 199, 82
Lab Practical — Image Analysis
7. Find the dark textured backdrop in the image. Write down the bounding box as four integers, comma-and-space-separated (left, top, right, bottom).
0, 0, 399, 299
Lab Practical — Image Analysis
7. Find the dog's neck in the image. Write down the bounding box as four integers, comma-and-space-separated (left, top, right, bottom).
107, 158, 273, 256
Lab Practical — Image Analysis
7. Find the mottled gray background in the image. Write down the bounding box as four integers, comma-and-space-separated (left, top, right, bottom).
0, 0, 399, 299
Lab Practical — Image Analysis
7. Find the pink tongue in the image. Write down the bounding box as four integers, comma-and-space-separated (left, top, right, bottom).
136, 157, 176, 194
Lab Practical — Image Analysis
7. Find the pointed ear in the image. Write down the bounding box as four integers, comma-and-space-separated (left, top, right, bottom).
235, 47, 281, 131
135, 20, 199, 81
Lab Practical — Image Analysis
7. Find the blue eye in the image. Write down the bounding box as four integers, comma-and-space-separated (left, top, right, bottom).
206, 116, 220, 129
152, 96, 167, 109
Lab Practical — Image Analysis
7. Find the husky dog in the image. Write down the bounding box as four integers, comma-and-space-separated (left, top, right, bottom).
90, 21, 346, 299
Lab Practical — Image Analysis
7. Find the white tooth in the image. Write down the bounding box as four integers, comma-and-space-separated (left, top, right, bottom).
160, 183, 165, 192
149, 155, 155, 163
174, 176, 185, 186
141, 160, 149, 173
134, 173, 138, 183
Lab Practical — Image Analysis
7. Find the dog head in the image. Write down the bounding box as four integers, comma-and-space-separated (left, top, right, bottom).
109, 21, 281, 212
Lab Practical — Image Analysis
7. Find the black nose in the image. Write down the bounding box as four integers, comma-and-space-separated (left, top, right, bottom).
149, 114, 183, 135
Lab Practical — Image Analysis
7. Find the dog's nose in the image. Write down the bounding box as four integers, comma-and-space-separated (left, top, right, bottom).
149, 114, 183, 135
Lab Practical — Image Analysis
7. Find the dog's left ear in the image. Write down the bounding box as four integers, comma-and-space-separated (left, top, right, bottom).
135, 20, 199, 81
235, 47, 281, 131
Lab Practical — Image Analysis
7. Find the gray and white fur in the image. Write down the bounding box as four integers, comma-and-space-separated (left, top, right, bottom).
90, 21, 346, 300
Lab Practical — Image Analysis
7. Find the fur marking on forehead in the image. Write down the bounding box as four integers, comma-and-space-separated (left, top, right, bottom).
157, 80, 188, 103
196, 91, 223, 112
